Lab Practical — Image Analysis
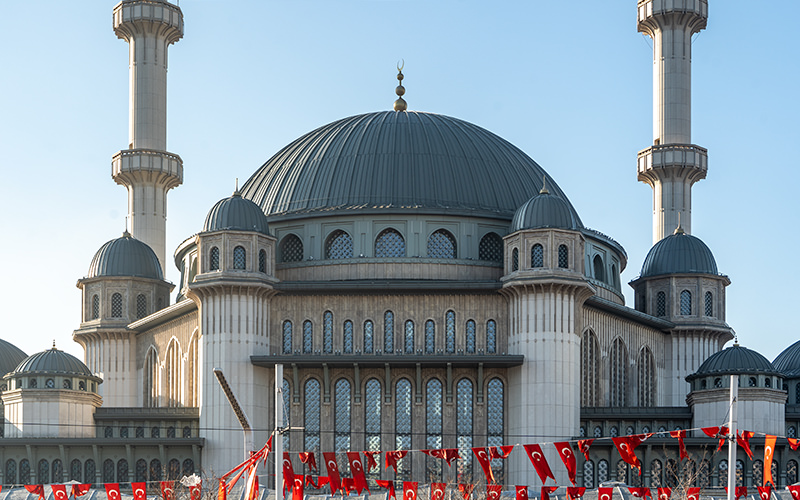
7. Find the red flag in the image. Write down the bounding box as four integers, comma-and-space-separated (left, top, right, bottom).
764, 435, 777, 486
217, 480, 227, 500
459, 484, 476, 500
701, 426, 729, 451
292, 475, 305, 500
473, 447, 496, 484
555, 442, 577, 485
283, 452, 296, 491
306, 476, 329, 490
523, 444, 555, 483
490, 446, 514, 459
422, 448, 461, 466
487, 485, 503, 500
431, 483, 447, 500
51, 485, 68, 500
244, 474, 258, 500
190, 482, 202, 500
686, 488, 701, 500
403, 482, 419, 500
376, 480, 396, 500
787, 485, 800, 500
598, 487, 613, 500
541, 486, 559, 500
790, 438, 800, 451
342, 478, 355, 495
757, 486, 772, 500
72, 485, 92, 498
612, 435, 647, 474
161, 481, 176, 500
567, 487, 586, 500
364, 451, 381, 471
346, 451, 369, 494
105, 484, 122, 500
24, 486, 44, 500
725, 487, 747, 500
577, 440, 593, 461
628, 488, 651, 498
386, 450, 408, 473
322, 452, 341, 495
737, 431, 755, 459
669, 430, 688, 461
299, 452, 317, 473
516, 486, 529, 500
656, 488, 671, 500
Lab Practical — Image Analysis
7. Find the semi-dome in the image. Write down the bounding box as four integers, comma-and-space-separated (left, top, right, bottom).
686, 344, 780, 381
241, 110, 581, 221
11, 347, 94, 378
0, 339, 27, 377
773, 340, 800, 378
640, 231, 718, 278
510, 188, 583, 232
203, 191, 270, 235
88, 232, 163, 280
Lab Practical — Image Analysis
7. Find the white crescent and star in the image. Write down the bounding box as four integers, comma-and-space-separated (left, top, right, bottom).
619, 443, 629, 452
405, 490, 415, 500
134, 488, 145, 499
562, 447, 572, 459
54, 490, 67, 500
600, 494, 610, 500
328, 460, 338, 471
108, 491, 120, 500
531, 451, 542, 461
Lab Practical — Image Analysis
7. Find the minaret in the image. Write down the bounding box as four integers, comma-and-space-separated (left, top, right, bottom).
636, 0, 708, 243
111, 0, 184, 275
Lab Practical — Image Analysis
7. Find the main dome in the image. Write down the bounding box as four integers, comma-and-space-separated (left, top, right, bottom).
241, 111, 579, 220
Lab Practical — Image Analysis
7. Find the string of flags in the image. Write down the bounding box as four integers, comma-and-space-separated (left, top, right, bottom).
18, 479, 202, 500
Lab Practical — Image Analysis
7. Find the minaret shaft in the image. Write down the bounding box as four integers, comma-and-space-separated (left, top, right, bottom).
127, 34, 170, 150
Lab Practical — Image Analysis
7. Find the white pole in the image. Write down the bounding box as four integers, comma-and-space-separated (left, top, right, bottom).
727, 374, 738, 500
275, 364, 284, 500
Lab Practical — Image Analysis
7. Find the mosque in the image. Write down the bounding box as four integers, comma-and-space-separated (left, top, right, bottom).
2, 0, 800, 493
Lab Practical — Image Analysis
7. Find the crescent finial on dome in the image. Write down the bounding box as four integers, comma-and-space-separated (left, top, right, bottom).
539, 175, 550, 194
674, 212, 685, 234
394, 60, 407, 112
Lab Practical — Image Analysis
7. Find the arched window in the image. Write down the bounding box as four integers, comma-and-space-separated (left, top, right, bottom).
788, 460, 798, 485
612, 264, 619, 289
92, 294, 100, 320
511, 248, 519, 271
665, 459, 678, 487
105, 426, 113, 438
616, 460, 629, 484
584, 460, 595, 488
404, 320, 414, 353
531, 244, 544, 268
168, 459, 181, 480
85, 459, 96, 485
5, 459, 16, 484
52, 459, 64, 483
698, 459, 710, 489
444, 310, 456, 353
20, 459, 30, 484
111, 292, 123, 318
182, 460, 194, 477
165, 339, 182, 407
384, 311, 394, 353
594, 426, 603, 437
651, 459, 663, 487
303, 320, 313, 353
593, 255, 605, 282
425, 320, 435, 353
37, 459, 49, 485
136, 294, 147, 319
426, 378, 444, 481
479, 233, 503, 263
753, 459, 763, 486
558, 244, 569, 268
487, 320, 497, 354
598, 459, 609, 483
210, 246, 220, 270
457, 378, 474, 482
233, 246, 246, 269
103, 459, 114, 482
70, 459, 82, 482
395, 379, 413, 480
465, 320, 476, 353
259, 249, 267, 273
120, 426, 129, 438
334, 378, 351, 451
151, 426, 160, 438
144, 347, 159, 407
182, 426, 191, 438
638, 346, 656, 407
581, 329, 600, 406
280, 234, 304, 262
283, 321, 293, 354
656, 291, 666, 317
705, 291, 713, 317
187, 332, 199, 407
116, 459, 128, 483
363, 320, 374, 353
323, 311, 333, 353
736, 459, 744, 486
148, 459, 161, 482
343, 320, 353, 354
304, 379, 321, 452
365, 378, 382, 464
325, 230, 353, 259
680, 290, 692, 315
487, 378, 504, 481
282, 379, 291, 452
375, 228, 406, 257
610, 337, 628, 407
427, 229, 456, 259
135, 459, 147, 482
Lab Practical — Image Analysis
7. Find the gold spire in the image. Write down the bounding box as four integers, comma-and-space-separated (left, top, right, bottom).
673, 212, 685, 235
539, 175, 550, 194
393, 59, 407, 112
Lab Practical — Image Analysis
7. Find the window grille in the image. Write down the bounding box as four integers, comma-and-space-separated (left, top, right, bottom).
446, 311, 456, 353
425, 320, 435, 353
304, 379, 321, 452
151, 426, 160, 438
638, 347, 655, 406
656, 291, 666, 317
259, 249, 267, 273
84, 459, 95, 485
487, 378, 504, 481
182, 426, 191, 438
736, 460, 744, 486
404, 320, 414, 353
384, 311, 394, 353
651, 460, 662, 487
456, 378, 474, 482
334, 379, 351, 452
105, 426, 113, 438
558, 244, 569, 268
37, 460, 49, 485
479, 233, 503, 262
594, 426, 602, 437
365, 379, 382, 463
323, 311, 333, 353
233, 246, 246, 269
753, 460, 763, 487
364, 320, 374, 353
210, 247, 220, 270
103, 459, 114, 482
617, 460, 628, 483
120, 427, 128, 438
92, 295, 99, 319
680, 290, 692, 315
117, 460, 128, 483
598, 459, 608, 483
426, 378, 444, 481
531, 244, 543, 268
30, 379, 37, 388
167, 426, 175, 438
375, 228, 406, 257
182, 459, 194, 477
788, 460, 798, 485
511, 248, 519, 271
427, 229, 456, 259
581, 330, 599, 406
465, 320, 476, 353
584, 460, 595, 488
789, 426, 797, 438
6, 459, 16, 484
280, 234, 303, 262
343, 320, 353, 353
395, 379, 413, 480
111, 293, 123, 318
610, 338, 628, 407
149, 459, 161, 482
168, 459, 180, 480
135, 459, 147, 482
705, 291, 713, 316
283, 321, 292, 354
52, 459, 63, 483
20, 459, 30, 484
303, 320, 313, 353
610, 426, 619, 437
325, 230, 353, 259
136, 294, 147, 319
487, 320, 497, 353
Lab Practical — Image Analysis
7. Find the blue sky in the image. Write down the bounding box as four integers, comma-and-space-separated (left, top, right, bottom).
0, 1, 797, 363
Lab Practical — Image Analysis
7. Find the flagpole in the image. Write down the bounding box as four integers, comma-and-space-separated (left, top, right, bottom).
275, 363, 284, 500
727, 374, 738, 500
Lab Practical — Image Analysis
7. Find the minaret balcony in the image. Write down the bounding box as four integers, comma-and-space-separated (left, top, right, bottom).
112, 149, 183, 188
113, 0, 184, 43
637, 144, 707, 184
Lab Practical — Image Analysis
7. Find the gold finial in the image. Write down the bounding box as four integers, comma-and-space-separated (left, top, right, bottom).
539, 175, 550, 195
52, 340, 57, 350
393, 59, 407, 112
673, 212, 685, 235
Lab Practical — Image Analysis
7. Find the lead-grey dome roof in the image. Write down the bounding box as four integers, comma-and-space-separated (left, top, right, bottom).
88, 232, 163, 280
11, 347, 94, 377
0, 339, 26, 378
640, 232, 718, 278
511, 190, 584, 232
240, 111, 580, 220
686, 344, 780, 381
773, 340, 800, 378
203, 191, 270, 235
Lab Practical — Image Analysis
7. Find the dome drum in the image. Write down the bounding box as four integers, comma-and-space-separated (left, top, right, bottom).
195, 230, 276, 279
502, 229, 585, 277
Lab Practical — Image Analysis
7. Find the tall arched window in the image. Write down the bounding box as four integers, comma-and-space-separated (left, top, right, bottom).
531, 244, 544, 268
581, 329, 600, 406
511, 248, 519, 271
343, 320, 353, 354
593, 255, 605, 282
611, 264, 619, 289
788, 460, 798, 485
5, 459, 16, 484
680, 290, 692, 315
168, 459, 181, 480
446, 311, 456, 353
283, 321, 293, 354
425, 320, 435, 353
487, 378, 504, 481
558, 244, 569, 268
363, 320, 374, 353
103, 459, 114, 482
111, 293, 123, 318
92, 294, 100, 319
144, 347, 159, 407
187, 332, 198, 407
136, 294, 147, 319
598, 459, 609, 483
323, 311, 333, 353
384, 311, 394, 353
705, 291, 713, 317
210, 246, 220, 270
638, 346, 656, 407
20, 459, 31, 484
52, 459, 64, 483
233, 246, 246, 270
656, 291, 666, 317
753, 460, 764, 487
479, 233, 503, 263
465, 320, 476, 353
456, 378, 474, 482
282, 378, 291, 452
134, 459, 146, 482
584, 460, 595, 488
395, 379, 413, 480
148, 459, 160, 482
303, 320, 313, 353
404, 320, 415, 353
280, 234, 304, 262
325, 230, 353, 259
365, 378, 382, 467
487, 320, 497, 354
70, 459, 81, 482
426, 378, 444, 481
116, 459, 128, 483
610, 337, 628, 407
85, 459, 96, 484
427, 229, 456, 259
259, 249, 267, 273
375, 228, 406, 257
37, 459, 49, 485
304, 379, 321, 452
165, 339, 182, 407
334, 378, 351, 451
651, 459, 663, 487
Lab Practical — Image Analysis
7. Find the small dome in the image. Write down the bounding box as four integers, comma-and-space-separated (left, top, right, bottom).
0, 339, 27, 377
640, 232, 718, 278
11, 347, 94, 378
510, 190, 583, 232
773, 340, 800, 378
687, 344, 780, 381
88, 232, 163, 280
203, 191, 270, 235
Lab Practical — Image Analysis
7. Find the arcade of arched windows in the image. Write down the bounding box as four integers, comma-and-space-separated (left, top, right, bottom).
141, 328, 199, 408
2, 455, 197, 485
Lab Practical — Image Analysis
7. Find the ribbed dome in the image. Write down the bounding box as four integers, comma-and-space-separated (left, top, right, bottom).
88, 232, 163, 280
241, 111, 580, 220
0, 339, 27, 377
640, 232, 718, 278
203, 191, 270, 234
12, 347, 93, 377
510, 190, 583, 232
687, 344, 779, 381
773, 340, 800, 378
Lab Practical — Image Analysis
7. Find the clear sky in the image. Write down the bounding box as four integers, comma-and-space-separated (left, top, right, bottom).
0, 1, 797, 364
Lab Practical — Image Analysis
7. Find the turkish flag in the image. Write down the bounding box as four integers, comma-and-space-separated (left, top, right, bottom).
422, 448, 460, 466
376, 480, 396, 500
403, 482, 419, 500
342, 478, 355, 495
72, 484, 92, 498
757, 486, 772, 500
701, 426, 729, 451
577, 440, 593, 461
306, 476, 329, 490
24, 486, 44, 500
473, 447, 496, 484
725, 487, 747, 499
490, 446, 514, 459
541, 486, 558, 500
737, 431, 755, 459
364, 451, 381, 471
132, 483, 147, 500
764, 435, 777, 486
105, 484, 122, 500
299, 452, 317, 473
523, 444, 555, 483
244, 475, 258, 500
322, 452, 341, 495
555, 442, 577, 485
217, 479, 227, 500
386, 450, 408, 473
292, 475, 305, 500
787, 485, 800, 500
598, 487, 613, 500
51, 485, 68, 500
628, 488, 651, 498
657, 488, 672, 500
487, 484, 503, 500
431, 483, 447, 500
567, 487, 586, 500
282, 452, 296, 491
612, 435, 648, 474
190, 482, 202, 500
790, 438, 800, 451
161, 481, 176, 500
669, 430, 688, 461
459, 483, 476, 500
515, 486, 529, 500
346, 451, 369, 493
686, 487, 701, 500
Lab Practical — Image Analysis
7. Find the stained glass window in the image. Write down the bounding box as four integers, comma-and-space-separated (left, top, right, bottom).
558, 244, 569, 268
111, 293, 123, 318
427, 229, 456, 259
376, 228, 406, 257
446, 311, 455, 354
364, 320, 374, 353
479, 233, 503, 263
457, 378, 474, 482
487, 378, 504, 481
395, 379, 412, 480
531, 244, 543, 268
405, 320, 415, 353
343, 320, 353, 353
465, 320, 476, 353
303, 320, 313, 353
365, 378, 382, 465
426, 378, 443, 481
304, 379, 321, 452
259, 249, 267, 273
280, 234, 304, 262
680, 290, 692, 315
233, 246, 246, 270
325, 230, 353, 259
283, 321, 292, 354
487, 320, 497, 354
210, 247, 220, 270
425, 320, 435, 353
384, 311, 394, 353
323, 311, 333, 353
